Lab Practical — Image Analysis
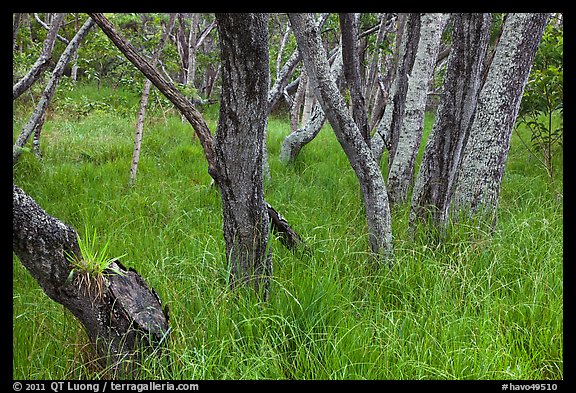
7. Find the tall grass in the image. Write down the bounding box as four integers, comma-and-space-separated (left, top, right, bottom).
13, 83, 562, 379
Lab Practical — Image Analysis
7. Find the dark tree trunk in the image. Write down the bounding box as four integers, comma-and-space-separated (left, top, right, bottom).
89, 13, 304, 295
451, 13, 550, 225
13, 185, 169, 376
214, 13, 272, 298
410, 13, 491, 229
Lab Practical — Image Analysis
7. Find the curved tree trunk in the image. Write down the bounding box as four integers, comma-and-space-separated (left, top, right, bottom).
410, 13, 491, 229
289, 13, 394, 264
279, 49, 343, 164
13, 185, 169, 376
450, 13, 550, 225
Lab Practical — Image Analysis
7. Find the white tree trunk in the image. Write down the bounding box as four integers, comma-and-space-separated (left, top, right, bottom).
387, 13, 448, 205
279, 50, 343, 164
289, 13, 393, 263
129, 14, 176, 187
451, 13, 550, 223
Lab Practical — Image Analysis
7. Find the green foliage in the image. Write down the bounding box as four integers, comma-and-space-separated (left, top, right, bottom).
516, 18, 563, 183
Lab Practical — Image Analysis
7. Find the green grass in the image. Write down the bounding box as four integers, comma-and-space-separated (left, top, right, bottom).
13, 83, 562, 380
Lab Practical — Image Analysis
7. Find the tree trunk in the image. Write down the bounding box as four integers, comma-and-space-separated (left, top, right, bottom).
268, 47, 302, 115
387, 13, 448, 206
186, 13, 200, 88
450, 13, 550, 224
301, 74, 316, 126
13, 16, 94, 165
13, 13, 66, 100
129, 14, 176, 187
289, 13, 394, 263
410, 13, 491, 229
279, 49, 343, 164
13, 185, 169, 375
290, 70, 307, 132
339, 13, 370, 145
214, 13, 272, 297
371, 13, 420, 164
89, 13, 304, 294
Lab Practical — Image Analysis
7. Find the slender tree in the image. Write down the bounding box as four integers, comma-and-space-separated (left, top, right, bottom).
450, 13, 550, 225
13, 13, 66, 100
129, 14, 176, 187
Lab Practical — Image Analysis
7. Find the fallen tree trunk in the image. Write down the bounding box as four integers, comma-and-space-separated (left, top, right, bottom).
13, 184, 169, 376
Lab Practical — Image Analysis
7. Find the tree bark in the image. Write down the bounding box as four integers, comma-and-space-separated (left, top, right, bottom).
214, 13, 272, 297
289, 13, 394, 263
13, 185, 169, 375
13, 16, 94, 165
450, 13, 550, 224
371, 13, 420, 164
339, 13, 370, 145
387, 13, 448, 206
268, 47, 302, 115
13, 13, 66, 100
290, 70, 307, 132
410, 13, 492, 229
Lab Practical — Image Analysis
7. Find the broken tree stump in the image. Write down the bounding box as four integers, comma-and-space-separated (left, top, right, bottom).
12, 184, 169, 375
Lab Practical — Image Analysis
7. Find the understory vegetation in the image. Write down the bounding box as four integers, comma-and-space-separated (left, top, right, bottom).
13, 82, 562, 379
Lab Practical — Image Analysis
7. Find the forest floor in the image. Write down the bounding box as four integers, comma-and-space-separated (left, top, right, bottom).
13, 82, 563, 380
